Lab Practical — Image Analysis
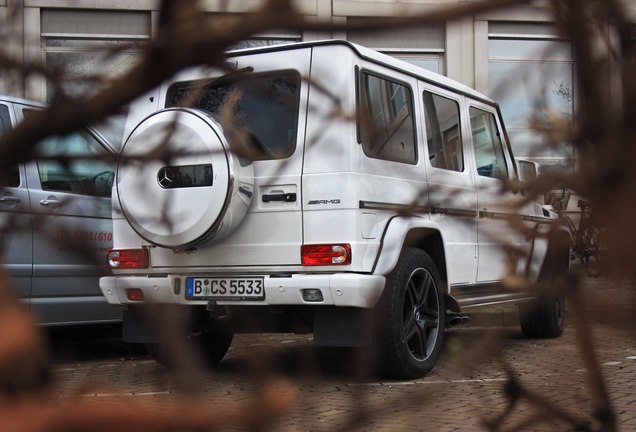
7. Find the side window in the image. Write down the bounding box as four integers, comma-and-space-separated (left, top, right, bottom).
359, 73, 417, 164
423, 92, 463, 171
0, 104, 20, 188
0, 104, 10, 134
36, 130, 114, 197
470, 107, 508, 179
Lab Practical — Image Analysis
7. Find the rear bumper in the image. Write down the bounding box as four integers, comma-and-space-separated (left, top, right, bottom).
99, 273, 386, 309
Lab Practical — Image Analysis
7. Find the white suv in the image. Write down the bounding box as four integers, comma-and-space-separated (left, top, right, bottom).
100, 41, 567, 378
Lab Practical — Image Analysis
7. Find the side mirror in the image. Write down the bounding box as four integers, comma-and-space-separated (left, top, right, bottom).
94, 171, 115, 197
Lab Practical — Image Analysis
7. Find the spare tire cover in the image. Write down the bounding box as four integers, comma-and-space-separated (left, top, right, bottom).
117, 108, 253, 248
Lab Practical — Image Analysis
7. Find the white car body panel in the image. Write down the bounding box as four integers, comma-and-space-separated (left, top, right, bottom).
101, 40, 559, 315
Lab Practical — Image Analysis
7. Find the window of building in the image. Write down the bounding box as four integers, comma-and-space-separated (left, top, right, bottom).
347, 19, 445, 74
229, 36, 301, 50
42, 9, 150, 98
470, 107, 508, 179
208, 14, 301, 50
423, 91, 463, 171
41, 9, 151, 144
359, 73, 417, 164
488, 22, 574, 174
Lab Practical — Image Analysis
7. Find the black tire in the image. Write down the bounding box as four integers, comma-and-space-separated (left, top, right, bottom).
519, 295, 565, 338
519, 231, 567, 339
196, 330, 234, 366
147, 342, 172, 367
377, 248, 446, 379
580, 224, 602, 278
147, 329, 233, 368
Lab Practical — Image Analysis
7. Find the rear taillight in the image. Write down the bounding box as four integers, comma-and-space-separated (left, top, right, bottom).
301, 244, 351, 266
107, 248, 149, 269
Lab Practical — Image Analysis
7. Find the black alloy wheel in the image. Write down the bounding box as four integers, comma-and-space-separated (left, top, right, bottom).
378, 248, 446, 379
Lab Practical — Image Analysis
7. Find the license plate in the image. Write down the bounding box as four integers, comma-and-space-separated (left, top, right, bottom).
185, 277, 265, 300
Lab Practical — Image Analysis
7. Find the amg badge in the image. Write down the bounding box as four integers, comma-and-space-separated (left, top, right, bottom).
307, 199, 341, 205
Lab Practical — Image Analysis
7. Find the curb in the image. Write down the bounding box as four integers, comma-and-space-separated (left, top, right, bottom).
465, 306, 520, 328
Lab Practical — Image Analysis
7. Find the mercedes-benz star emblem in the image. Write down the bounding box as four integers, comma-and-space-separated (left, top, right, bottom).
157, 167, 174, 189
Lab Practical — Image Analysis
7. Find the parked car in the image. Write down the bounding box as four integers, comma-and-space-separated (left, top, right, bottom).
0, 95, 121, 325
100, 41, 568, 378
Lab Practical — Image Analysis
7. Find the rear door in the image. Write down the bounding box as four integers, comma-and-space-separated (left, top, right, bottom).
0, 102, 32, 301
17, 106, 119, 324
148, 48, 311, 269
420, 83, 478, 285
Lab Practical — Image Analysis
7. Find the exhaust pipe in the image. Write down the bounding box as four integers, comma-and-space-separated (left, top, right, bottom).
447, 314, 470, 327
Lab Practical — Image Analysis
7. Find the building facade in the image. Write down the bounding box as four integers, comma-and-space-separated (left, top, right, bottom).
1, 0, 632, 173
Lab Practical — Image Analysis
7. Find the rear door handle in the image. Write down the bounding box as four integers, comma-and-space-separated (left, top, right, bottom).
262, 193, 297, 203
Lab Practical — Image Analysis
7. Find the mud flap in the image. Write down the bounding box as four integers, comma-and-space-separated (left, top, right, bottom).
122, 308, 159, 344
313, 307, 373, 347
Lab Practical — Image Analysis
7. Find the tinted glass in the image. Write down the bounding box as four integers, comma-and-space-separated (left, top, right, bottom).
36, 130, 114, 197
470, 107, 508, 179
423, 92, 463, 171
166, 71, 301, 160
359, 73, 417, 164
0, 104, 20, 188
157, 164, 213, 189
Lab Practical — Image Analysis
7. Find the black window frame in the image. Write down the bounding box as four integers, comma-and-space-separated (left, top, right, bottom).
165, 69, 302, 161
0, 104, 20, 188
422, 90, 465, 173
34, 126, 115, 197
357, 70, 418, 165
469, 106, 509, 180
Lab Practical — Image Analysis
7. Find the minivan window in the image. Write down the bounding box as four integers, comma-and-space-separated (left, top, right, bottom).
423, 92, 463, 172
0, 104, 9, 134
359, 73, 417, 164
36, 130, 115, 197
166, 71, 301, 160
470, 107, 508, 179
0, 104, 20, 188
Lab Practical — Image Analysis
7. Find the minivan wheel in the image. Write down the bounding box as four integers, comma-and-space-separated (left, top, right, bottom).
377, 248, 446, 379
519, 235, 567, 339
147, 330, 233, 368
196, 330, 234, 366
519, 295, 565, 338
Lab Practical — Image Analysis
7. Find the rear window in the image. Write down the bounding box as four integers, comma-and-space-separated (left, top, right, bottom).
358, 73, 417, 164
166, 71, 301, 160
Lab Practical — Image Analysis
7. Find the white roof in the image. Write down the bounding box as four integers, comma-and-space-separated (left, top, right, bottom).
227, 39, 496, 106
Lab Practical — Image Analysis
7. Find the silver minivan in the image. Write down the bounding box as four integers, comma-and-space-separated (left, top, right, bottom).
0, 95, 121, 325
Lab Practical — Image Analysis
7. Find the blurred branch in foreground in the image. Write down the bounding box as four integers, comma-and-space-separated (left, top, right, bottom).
0, 0, 635, 431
